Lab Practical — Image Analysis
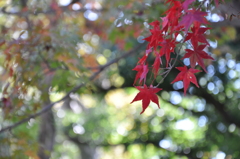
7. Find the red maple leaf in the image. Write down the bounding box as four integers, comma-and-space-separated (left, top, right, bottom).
183, 44, 214, 72
171, 66, 201, 95
138, 48, 152, 64
182, 0, 196, 12
161, 16, 168, 31
138, 55, 148, 65
132, 64, 149, 84
179, 10, 207, 33
143, 20, 163, 50
159, 38, 176, 66
185, 23, 210, 46
166, 0, 179, 5
165, 1, 182, 29
152, 54, 161, 78
149, 20, 160, 29
131, 85, 162, 114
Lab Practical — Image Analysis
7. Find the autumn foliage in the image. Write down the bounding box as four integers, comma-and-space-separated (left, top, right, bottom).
131, 0, 224, 114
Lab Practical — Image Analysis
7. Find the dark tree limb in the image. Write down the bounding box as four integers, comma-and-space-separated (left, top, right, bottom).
211, 0, 240, 28
211, 20, 240, 28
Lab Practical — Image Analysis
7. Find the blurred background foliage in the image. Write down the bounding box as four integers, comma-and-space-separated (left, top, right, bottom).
0, 0, 240, 159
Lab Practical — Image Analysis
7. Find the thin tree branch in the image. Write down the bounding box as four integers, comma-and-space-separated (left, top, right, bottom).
211, 20, 240, 28
0, 42, 145, 134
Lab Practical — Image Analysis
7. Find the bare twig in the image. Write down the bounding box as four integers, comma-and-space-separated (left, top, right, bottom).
0, 42, 145, 134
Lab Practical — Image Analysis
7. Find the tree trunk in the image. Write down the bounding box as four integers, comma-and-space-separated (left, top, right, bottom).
37, 74, 55, 159
37, 105, 55, 159
79, 144, 98, 159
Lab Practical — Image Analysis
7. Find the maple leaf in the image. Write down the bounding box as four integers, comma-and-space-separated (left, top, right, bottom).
152, 54, 161, 78
159, 38, 176, 66
149, 20, 160, 29
171, 66, 201, 95
185, 24, 210, 47
165, 1, 182, 29
143, 21, 163, 50
138, 55, 148, 65
166, 0, 179, 5
183, 44, 214, 72
138, 48, 152, 65
131, 85, 162, 114
132, 64, 149, 84
160, 16, 169, 31
179, 10, 207, 33
182, 0, 196, 12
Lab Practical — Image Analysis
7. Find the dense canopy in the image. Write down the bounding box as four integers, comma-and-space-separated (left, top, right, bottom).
1, 0, 240, 159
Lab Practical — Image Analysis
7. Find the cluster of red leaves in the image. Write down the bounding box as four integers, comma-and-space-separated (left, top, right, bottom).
131, 0, 223, 114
